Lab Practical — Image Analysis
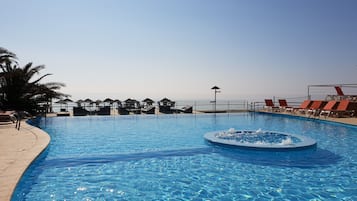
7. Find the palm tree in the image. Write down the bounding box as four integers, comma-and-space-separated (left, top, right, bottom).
0, 47, 17, 73
0, 47, 68, 114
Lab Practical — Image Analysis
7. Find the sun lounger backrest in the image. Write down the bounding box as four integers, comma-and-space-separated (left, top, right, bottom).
299, 100, 312, 109
265, 99, 275, 107
336, 100, 350, 111
278, 99, 288, 107
309, 101, 321, 110
310, 101, 327, 110
323, 101, 338, 110
335, 86, 344, 96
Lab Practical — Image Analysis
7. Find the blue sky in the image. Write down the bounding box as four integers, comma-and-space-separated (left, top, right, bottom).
1, 0, 357, 101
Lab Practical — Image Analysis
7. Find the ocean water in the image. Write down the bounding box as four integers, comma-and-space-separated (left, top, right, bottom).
12, 113, 357, 200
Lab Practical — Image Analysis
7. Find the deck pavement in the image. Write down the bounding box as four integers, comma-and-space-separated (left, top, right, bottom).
0, 121, 50, 201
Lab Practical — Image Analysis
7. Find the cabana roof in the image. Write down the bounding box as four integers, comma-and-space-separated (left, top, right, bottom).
142, 98, 154, 103
103, 98, 114, 103
159, 98, 172, 103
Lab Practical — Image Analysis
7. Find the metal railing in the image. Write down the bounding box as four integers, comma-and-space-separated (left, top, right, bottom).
49, 100, 251, 115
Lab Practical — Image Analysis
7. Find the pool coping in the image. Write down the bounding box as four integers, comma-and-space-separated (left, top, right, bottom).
0, 121, 50, 201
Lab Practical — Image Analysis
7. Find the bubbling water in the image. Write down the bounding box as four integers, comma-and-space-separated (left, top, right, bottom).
216, 129, 301, 145
206, 128, 317, 150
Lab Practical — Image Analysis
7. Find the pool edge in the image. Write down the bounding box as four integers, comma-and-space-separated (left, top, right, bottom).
0, 121, 50, 201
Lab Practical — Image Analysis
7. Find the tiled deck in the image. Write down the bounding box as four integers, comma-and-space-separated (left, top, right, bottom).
0, 122, 50, 201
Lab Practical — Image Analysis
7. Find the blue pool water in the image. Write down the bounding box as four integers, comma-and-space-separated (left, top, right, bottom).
12, 113, 357, 200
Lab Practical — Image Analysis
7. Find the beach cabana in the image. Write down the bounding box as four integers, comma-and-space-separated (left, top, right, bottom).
142, 98, 154, 106
95, 99, 102, 106
55, 99, 68, 111
158, 98, 175, 114
142, 98, 155, 114
118, 99, 139, 115
103, 98, 114, 106
123, 98, 139, 109
73, 99, 89, 116
115, 99, 129, 115
113, 99, 122, 108
125, 98, 141, 114
76, 99, 84, 107
84, 98, 95, 114
55, 99, 72, 115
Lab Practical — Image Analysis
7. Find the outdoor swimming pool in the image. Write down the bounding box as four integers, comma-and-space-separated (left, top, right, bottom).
13, 113, 357, 200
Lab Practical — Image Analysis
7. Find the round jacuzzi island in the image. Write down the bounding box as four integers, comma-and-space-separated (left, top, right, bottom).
204, 128, 317, 151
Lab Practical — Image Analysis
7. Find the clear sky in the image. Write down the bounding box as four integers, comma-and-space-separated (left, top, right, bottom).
1, 0, 357, 101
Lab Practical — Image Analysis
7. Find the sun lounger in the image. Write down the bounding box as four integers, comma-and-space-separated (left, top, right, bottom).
0, 111, 16, 122
319, 101, 339, 117
264, 99, 279, 112
57, 112, 70, 116
278, 99, 293, 112
329, 100, 355, 118
181, 106, 193, 113
307, 101, 327, 116
293, 100, 313, 114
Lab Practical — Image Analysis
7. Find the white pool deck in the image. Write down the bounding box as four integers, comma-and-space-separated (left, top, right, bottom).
0, 114, 356, 201
0, 122, 50, 201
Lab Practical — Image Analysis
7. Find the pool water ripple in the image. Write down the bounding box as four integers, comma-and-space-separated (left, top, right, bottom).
12, 113, 357, 200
